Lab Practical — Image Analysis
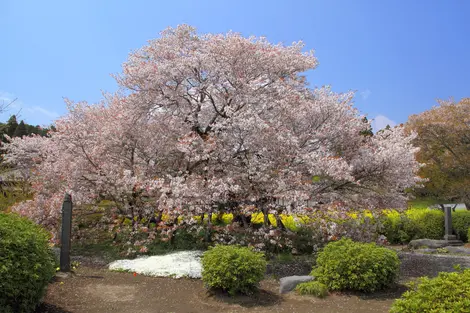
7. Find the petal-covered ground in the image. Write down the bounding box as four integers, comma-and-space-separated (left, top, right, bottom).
108, 251, 203, 278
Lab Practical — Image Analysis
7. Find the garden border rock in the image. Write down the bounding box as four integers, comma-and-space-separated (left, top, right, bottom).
279, 275, 315, 294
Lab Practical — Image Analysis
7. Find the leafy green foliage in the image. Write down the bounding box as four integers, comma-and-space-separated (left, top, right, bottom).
380, 209, 444, 244
405, 209, 444, 240
311, 238, 399, 293
407, 197, 444, 209
201, 245, 267, 296
452, 211, 470, 242
0, 183, 33, 212
390, 268, 470, 313
407, 98, 470, 207
380, 212, 414, 244
0, 115, 51, 143
13, 121, 28, 138
382, 208, 470, 244
0, 213, 55, 313
295, 281, 328, 298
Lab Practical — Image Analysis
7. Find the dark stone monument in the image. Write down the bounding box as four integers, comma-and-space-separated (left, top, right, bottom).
443, 205, 463, 246
60, 193, 73, 272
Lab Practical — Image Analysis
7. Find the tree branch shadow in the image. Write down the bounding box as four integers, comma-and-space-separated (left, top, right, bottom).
206, 288, 283, 308
35, 303, 73, 313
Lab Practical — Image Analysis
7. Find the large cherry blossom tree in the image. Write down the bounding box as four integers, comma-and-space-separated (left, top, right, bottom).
4, 25, 421, 237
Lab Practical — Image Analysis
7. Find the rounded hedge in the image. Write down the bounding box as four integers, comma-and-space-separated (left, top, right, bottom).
390, 268, 470, 312
311, 238, 400, 293
452, 211, 470, 242
0, 213, 56, 313
295, 281, 328, 298
380, 209, 445, 244
201, 245, 267, 295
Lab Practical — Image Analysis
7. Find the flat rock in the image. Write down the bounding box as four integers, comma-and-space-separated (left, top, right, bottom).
416, 248, 437, 253
54, 271, 74, 282
279, 275, 314, 294
409, 239, 448, 249
444, 246, 470, 255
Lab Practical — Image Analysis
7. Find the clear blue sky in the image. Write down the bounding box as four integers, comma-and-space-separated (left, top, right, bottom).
1, 1, 469, 130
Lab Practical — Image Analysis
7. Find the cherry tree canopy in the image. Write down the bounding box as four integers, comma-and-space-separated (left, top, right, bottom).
4, 25, 422, 231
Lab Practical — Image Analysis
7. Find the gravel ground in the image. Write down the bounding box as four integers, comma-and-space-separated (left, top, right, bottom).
35, 250, 470, 313
71, 249, 470, 280
266, 250, 470, 279
398, 251, 470, 280
36, 267, 399, 313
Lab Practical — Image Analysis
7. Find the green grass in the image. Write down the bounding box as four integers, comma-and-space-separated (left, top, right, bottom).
408, 197, 446, 210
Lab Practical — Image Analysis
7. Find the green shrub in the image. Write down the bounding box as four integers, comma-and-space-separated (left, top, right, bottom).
295, 281, 328, 298
381, 209, 444, 244
468, 228, 470, 243
289, 225, 324, 254
452, 211, 470, 242
201, 245, 267, 295
311, 238, 400, 293
390, 268, 470, 312
380, 213, 412, 244
406, 209, 444, 240
0, 213, 56, 313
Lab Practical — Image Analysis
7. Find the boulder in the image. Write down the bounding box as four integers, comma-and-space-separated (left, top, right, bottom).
443, 246, 470, 255
417, 248, 437, 254
279, 275, 314, 294
409, 239, 448, 249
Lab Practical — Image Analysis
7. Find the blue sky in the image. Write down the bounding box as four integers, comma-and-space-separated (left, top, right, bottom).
1, 1, 469, 130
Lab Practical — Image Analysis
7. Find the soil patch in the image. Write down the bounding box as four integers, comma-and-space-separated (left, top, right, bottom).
36, 251, 470, 313
37, 267, 398, 313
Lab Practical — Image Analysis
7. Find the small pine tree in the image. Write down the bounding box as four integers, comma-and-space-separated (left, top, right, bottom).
13, 120, 28, 138
6, 115, 18, 137
359, 117, 374, 137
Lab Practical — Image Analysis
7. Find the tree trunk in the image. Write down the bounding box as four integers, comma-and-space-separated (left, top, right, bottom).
262, 206, 270, 227
205, 210, 213, 242
276, 214, 285, 230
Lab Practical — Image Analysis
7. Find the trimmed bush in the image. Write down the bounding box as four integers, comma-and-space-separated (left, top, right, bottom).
201, 245, 267, 295
380, 211, 409, 244
452, 211, 470, 242
381, 209, 470, 244
390, 268, 470, 312
380, 209, 445, 244
405, 209, 444, 240
0, 213, 56, 313
295, 281, 328, 298
311, 238, 399, 292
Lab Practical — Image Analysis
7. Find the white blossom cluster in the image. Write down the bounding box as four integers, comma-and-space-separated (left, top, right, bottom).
4, 25, 422, 239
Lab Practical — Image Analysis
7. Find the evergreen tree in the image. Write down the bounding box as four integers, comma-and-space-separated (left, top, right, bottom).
6, 115, 18, 137
359, 117, 374, 137
26, 125, 38, 135
13, 120, 28, 138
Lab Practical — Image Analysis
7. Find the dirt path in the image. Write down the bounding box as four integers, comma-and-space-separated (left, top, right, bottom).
37, 267, 398, 313
36, 251, 470, 313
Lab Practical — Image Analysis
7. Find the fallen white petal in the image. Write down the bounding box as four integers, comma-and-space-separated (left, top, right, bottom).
108, 250, 203, 278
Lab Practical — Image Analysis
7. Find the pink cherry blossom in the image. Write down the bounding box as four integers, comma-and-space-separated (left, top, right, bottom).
3, 25, 422, 240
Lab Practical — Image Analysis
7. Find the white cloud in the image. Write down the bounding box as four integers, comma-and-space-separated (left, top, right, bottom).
360, 89, 371, 100
0, 91, 21, 110
372, 114, 397, 132
0, 91, 58, 126
25, 106, 59, 119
